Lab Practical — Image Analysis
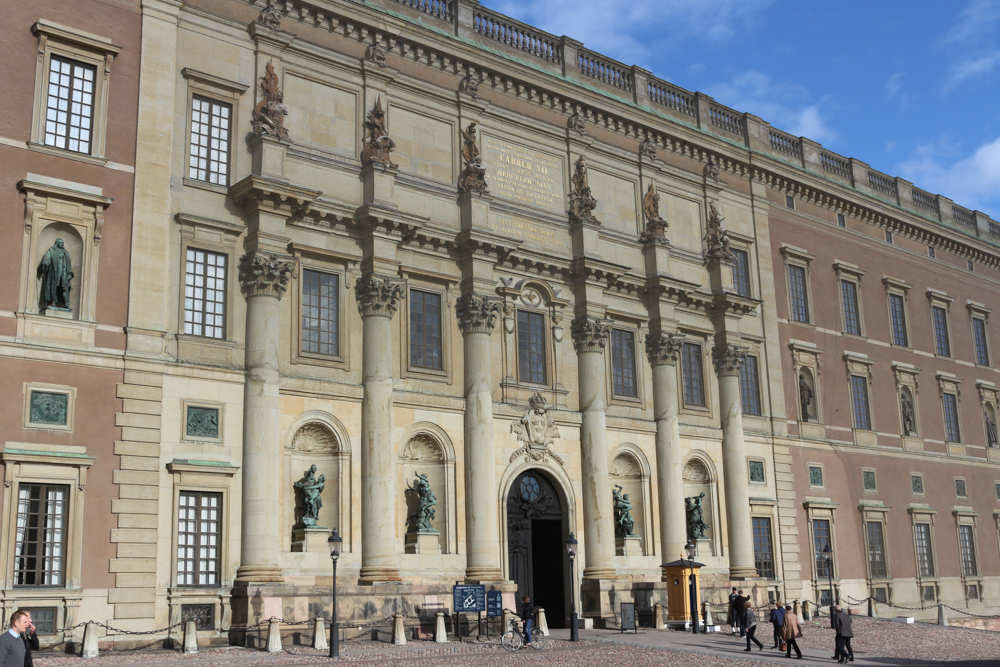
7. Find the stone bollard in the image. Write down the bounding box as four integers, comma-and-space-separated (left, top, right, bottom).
937, 603, 948, 626
704, 603, 713, 628
792, 600, 800, 618
653, 603, 664, 629
802, 600, 811, 621
80, 621, 99, 658
182, 620, 199, 654
502, 609, 517, 636
312, 617, 328, 650
392, 613, 407, 646
535, 607, 549, 636
265, 619, 283, 653
434, 612, 448, 643
868, 598, 877, 618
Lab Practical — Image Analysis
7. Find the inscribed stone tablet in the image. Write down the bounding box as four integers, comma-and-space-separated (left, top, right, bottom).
481, 135, 564, 214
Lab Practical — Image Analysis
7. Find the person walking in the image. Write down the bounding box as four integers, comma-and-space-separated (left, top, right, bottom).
768, 602, 786, 649
782, 604, 803, 659
833, 605, 854, 663
728, 588, 738, 634
0, 609, 31, 667
519, 595, 535, 649
743, 601, 764, 651
18, 613, 37, 667
734, 590, 749, 637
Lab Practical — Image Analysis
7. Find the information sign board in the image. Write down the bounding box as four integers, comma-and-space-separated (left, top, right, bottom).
453, 584, 486, 613
486, 590, 502, 617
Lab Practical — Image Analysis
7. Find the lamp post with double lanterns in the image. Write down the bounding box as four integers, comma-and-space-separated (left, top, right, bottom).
685, 540, 699, 634
567, 533, 579, 642
823, 544, 835, 627
327, 528, 342, 658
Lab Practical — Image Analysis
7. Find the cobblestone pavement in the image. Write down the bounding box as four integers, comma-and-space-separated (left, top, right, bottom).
31, 617, 998, 667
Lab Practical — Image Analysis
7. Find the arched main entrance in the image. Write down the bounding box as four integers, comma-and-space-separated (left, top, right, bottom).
506, 470, 566, 627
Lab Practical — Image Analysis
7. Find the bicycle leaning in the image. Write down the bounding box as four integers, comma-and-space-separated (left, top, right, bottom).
500, 615, 544, 651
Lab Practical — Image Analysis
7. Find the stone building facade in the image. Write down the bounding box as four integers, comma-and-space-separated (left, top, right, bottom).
2, 0, 999, 647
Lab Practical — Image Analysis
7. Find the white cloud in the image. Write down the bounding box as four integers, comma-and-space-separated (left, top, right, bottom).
896, 137, 1000, 217
939, 0, 1000, 90
703, 71, 838, 144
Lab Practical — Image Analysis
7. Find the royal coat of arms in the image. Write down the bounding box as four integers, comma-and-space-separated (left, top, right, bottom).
510, 393, 563, 466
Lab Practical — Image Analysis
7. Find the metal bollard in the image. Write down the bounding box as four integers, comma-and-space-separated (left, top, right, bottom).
535, 607, 549, 636
434, 612, 448, 643
80, 621, 100, 658
265, 618, 283, 653
392, 613, 407, 645
312, 617, 328, 650
182, 620, 199, 654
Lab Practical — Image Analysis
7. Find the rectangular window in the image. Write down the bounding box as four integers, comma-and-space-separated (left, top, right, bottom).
958, 525, 977, 576
184, 248, 226, 339
866, 521, 887, 578
301, 270, 339, 356
409, 290, 442, 370
788, 265, 810, 323
837, 213, 846, 227
914, 523, 934, 577
22, 608, 56, 634
885, 230, 893, 244
785, 195, 795, 209
188, 96, 232, 186
943, 393, 961, 442
932, 306, 950, 356
740, 354, 762, 415
14, 484, 68, 587
516, 310, 546, 385
681, 342, 706, 407
812, 519, 832, 579
752, 517, 775, 579
850, 375, 871, 430
732, 249, 751, 297
889, 294, 908, 346
928, 246, 936, 259
972, 318, 989, 366
177, 491, 221, 586
610, 329, 638, 397
841, 280, 862, 335
44, 56, 96, 154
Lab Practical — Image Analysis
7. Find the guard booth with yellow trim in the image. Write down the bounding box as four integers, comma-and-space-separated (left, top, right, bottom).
661, 559, 704, 628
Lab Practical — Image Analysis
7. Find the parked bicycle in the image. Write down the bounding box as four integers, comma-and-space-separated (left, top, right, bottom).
500, 615, 544, 651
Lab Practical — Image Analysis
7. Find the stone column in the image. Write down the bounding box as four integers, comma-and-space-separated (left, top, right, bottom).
713, 343, 757, 579
356, 273, 405, 583
645, 331, 687, 567
572, 316, 616, 580
457, 293, 504, 582
236, 250, 296, 582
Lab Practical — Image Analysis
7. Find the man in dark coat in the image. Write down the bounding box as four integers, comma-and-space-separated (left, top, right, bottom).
728, 588, 738, 634
734, 590, 749, 637
20, 613, 38, 667
833, 606, 854, 663
519, 595, 535, 648
768, 602, 785, 649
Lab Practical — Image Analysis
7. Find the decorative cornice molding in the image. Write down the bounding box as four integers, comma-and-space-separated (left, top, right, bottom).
645, 331, 684, 366
456, 293, 502, 335
238, 249, 296, 298
571, 315, 612, 354
355, 273, 405, 318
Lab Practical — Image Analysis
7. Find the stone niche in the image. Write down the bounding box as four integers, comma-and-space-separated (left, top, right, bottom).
285, 419, 347, 553
610, 448, 648, 557
398, 428, 455, 555
682, 456, 718, 557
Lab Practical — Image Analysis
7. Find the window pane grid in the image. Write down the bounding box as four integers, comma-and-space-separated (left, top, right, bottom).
943, 393, 961, 442
812, 519, 832, 579
183, 248, 226, 339
14, 484, 68, 586
740, 355, 762, 415
850, 375, 871, 430
972, 318, 989, 366
44, 56, 96, 154
681, 343, 705, 407
958, 525, 977, 576
732, 249, 751, 297
915, 523, 934, 577
889, 294, 908, 346
866, 521, 887, 578
752, 517, 775, 579
788, 265, 809, 323
841, 280, 861, 335
409, 290, 443, 370
932, 306, 950, 356
188, 96, 232, 185
301, 270, 339, 356
516, 310, 546, 384
611, 329, 638, 397
177, 492, 221, 586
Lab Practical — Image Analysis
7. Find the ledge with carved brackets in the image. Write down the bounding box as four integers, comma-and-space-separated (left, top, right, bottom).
712, 292, 760, 318
229, 175, 320, 218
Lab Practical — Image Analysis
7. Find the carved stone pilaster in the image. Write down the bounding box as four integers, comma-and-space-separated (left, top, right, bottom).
712, 343, 748, 376
457, 293, 502, 335
645, 331, 684, 366
238, 250, 295, 298
571, 316, 611, 353
355, 273, 405, 318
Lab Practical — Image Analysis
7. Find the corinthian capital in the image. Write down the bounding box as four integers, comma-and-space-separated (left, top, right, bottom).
645, 331, 685, 366
571, 315, 612, 354
712, 343, 748, 376
355, 273, 405, 318
456, 293, 502, 335
238, 250, 296, 298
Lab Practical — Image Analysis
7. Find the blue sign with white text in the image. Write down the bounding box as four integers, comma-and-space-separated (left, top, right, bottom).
453, 584, 486, 613
487, 590, 502, 617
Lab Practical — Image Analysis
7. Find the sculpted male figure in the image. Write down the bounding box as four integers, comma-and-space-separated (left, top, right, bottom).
37, 238, 74, 311
901, 392, 915, 435
798, 374, 813, 422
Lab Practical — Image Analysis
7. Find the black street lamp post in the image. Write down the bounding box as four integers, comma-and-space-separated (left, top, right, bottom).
567, 533, 579, 642
328, 529, 342, 658
823, 544, 834, 627
685, 540, 699, 634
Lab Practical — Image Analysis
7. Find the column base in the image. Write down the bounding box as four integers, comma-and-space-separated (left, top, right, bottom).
358, 566, 403, 585
234, 565, 284, 583
728, 566, 758, 580
464, 567, 504, 583
582, 566, 617, 581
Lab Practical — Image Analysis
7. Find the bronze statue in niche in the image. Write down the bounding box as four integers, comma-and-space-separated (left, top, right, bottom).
38, 238, 74, 312
640, 181, 668, 243
360, 96, 398, 169
457, 122, 488, 194
568, 155, 599, 224
251, 61, 289, 141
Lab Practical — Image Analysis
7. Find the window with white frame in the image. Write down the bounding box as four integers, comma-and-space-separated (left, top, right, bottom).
188, 96, 232, 186
176, 491, 221, 586
183, 248, 227, 339
14, 484, 69, 587
44, 56, 96, 154
812, 518, 833, 579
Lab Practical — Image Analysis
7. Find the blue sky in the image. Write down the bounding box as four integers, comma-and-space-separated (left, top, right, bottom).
490, 0, 1000, 220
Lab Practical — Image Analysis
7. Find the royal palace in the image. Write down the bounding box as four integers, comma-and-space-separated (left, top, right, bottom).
1, 0, 999, 648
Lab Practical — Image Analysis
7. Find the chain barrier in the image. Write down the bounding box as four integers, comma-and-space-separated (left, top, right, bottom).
942, 604, 999, 619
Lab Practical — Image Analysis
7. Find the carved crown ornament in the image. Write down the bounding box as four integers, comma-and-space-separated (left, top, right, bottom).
645, 331, 685, 366
355, 273, 405, 318
238, 249, 296, 299
571, 315, 612, 353
510, 393, 564, 467
712, 343, 749, 375
456, 293, 502, 335
640, 181, 669, 244
251, 60, 289, 141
